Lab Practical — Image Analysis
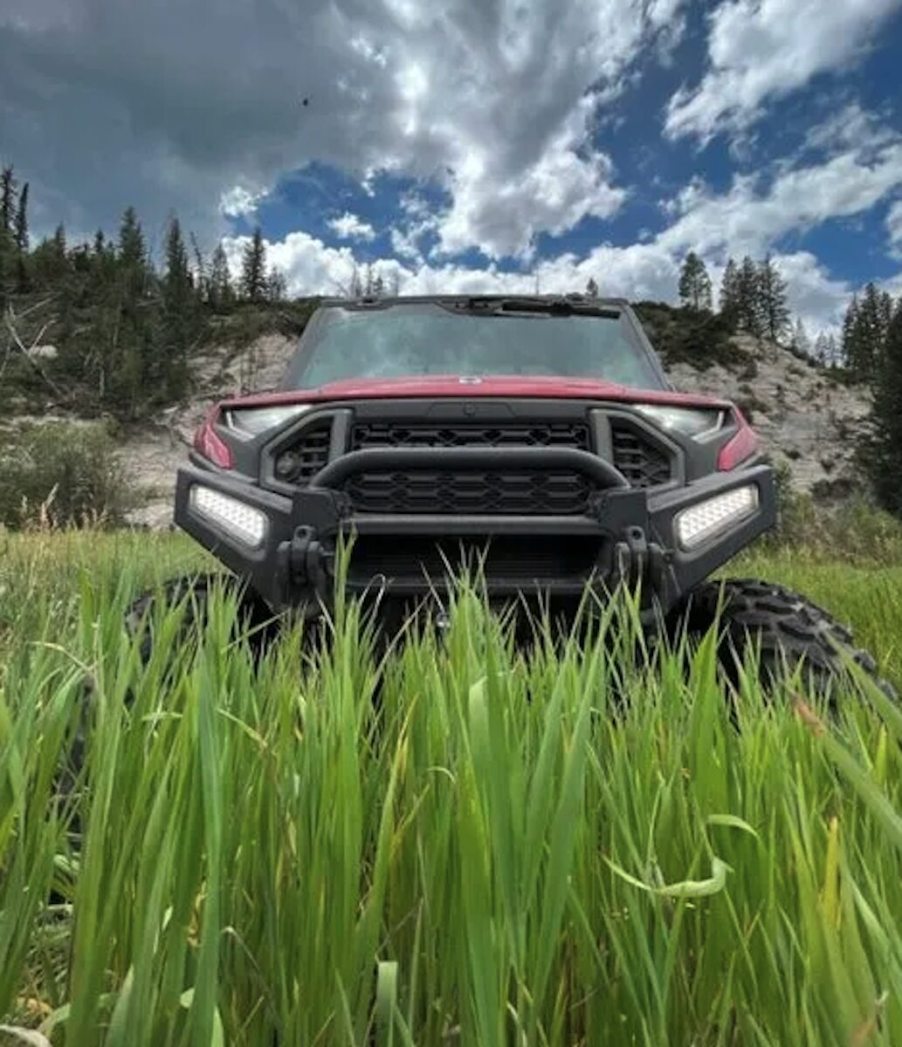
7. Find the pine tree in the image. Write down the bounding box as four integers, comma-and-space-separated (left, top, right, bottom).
756, 255, 790, 344
11, 182, 30, 292
719, 257, 740, 327
45, 224, 69, 279
848, 282, 890, 381
841, 295, 859, 368
240, 227, 267, 302
790, 317, 810, 358
14, 183, 28, 252
108, 207, 153, 411
372, 272, 385, 298
118, 207, 145, 265
736, 256, 763, 336
0, 166, 16, 234
208, 242, 234, 312
678, 251, 712, 311
0, 234, 10, 311
118, 207, 150, 302
585, 276, 599, 298
823, 333, 839, 367
266, 266, 287, 303
158, 216, 194, 400
868, 303, 902, 515
813, 332, 836, 366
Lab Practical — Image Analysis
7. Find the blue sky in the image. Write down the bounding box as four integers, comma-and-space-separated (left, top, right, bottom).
2, 0, 902, 335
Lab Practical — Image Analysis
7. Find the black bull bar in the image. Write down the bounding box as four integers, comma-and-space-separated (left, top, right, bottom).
174, 445, 776, 615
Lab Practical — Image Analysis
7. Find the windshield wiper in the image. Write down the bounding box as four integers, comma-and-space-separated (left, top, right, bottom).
445, 296, 621, 319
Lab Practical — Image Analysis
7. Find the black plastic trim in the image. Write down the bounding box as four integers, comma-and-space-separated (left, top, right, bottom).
176, 425, 777, 616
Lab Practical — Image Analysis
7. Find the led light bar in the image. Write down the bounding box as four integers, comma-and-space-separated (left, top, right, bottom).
189, 486, 268, 548
675, 484, 759, 550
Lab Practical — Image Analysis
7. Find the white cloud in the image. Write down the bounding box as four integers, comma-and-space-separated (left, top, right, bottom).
327, 211, 377, 241
657, 140, 902, 259
240, 122, 902, 339
226, 225, 856, 341
765, 251, 853, 336
803, 103, 897, 158
218, 185, 264, 218
435, 98, 627, 259
0, 0, 685, 253
887, 201, 902, 258
666, 0, 902, 141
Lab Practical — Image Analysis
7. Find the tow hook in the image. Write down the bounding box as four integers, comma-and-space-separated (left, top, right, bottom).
613, 526, 649, 588
289, 526, 332, 594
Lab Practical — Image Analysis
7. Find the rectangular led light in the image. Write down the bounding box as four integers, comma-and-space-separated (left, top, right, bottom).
189, 485, 268, 548
675, 484, 759, 550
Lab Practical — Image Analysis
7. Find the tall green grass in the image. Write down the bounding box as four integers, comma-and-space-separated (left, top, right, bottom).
0, 532, 901, 1045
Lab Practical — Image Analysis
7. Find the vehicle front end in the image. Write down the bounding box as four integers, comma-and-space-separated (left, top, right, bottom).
174, 297, 777, 622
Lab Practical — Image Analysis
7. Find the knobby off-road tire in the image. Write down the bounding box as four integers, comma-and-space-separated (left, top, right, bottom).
675, 577, 897, 704
124, 572, 283, 667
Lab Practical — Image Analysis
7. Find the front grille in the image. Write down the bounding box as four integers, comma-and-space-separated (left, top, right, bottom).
347, 534, 601, 584
345, 469, 593, 515
272, 420, 332, 484
351, 421, 591, 451
611, 423, 672, 488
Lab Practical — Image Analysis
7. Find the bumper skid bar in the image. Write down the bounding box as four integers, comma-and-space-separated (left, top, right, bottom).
174, 443, 776, 614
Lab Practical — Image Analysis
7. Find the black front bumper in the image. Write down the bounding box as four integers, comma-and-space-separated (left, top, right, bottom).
174, 443, 777, 618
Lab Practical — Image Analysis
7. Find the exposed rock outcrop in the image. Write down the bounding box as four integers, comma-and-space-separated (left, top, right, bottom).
667, 334, 870, 498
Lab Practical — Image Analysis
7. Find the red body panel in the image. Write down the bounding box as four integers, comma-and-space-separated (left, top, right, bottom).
219, 375, 733, 411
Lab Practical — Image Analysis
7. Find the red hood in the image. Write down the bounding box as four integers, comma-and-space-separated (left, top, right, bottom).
221, 374, 732, 410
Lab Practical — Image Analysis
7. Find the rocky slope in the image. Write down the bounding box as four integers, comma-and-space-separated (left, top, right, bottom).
121, 331, 872, 529
668, 334, 870, 497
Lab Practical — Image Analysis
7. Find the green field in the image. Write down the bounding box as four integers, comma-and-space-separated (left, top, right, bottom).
1, 531, 902, 1046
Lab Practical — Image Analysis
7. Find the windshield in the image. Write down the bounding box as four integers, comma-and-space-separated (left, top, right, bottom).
283, 303, 665, 390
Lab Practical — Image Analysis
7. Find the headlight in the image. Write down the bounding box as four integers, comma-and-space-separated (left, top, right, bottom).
223, 404, 311, 437
675, 485, 759, 550
634, 405, 723, 438
189, 486, 268, 548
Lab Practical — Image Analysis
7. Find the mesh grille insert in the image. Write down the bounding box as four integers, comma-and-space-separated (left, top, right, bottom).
351, 421, 591, 450
345, 469, 593, 516
610, 423, 672, 488
272, 420, 332, 484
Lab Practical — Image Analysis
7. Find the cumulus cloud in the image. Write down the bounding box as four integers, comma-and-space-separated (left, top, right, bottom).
0, 0, 684, 252
327, 212, 377, 241
227, 224, 855, 339
666, 0, 902, 141
435, 99, 626, 259
234, 124, 902, 338
219, 186, 264, 218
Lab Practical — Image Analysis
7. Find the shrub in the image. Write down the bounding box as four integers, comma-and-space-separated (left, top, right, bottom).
634, 300, 737, 370
0, 419, 136, 529
761, 460, 902, 565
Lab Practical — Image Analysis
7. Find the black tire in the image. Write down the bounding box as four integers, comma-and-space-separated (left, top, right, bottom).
674, 577, 897, 703
125, 572, 282, 667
